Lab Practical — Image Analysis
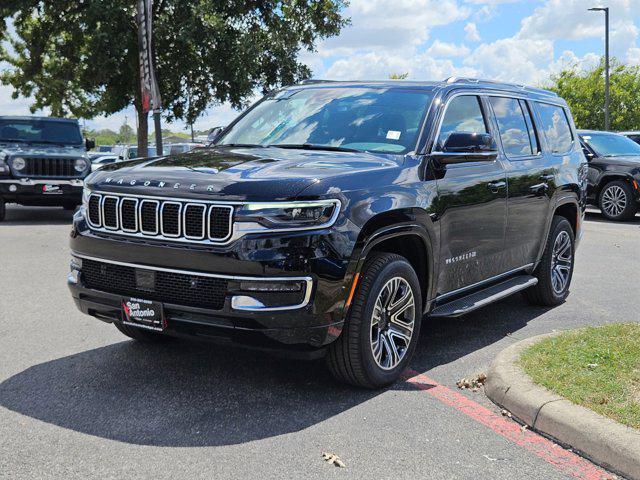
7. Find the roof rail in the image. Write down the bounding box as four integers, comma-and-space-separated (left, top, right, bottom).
298, 79, 336, 85
442, 77, 558, 97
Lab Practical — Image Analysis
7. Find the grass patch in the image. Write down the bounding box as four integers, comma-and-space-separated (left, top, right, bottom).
520, 323, 640, 430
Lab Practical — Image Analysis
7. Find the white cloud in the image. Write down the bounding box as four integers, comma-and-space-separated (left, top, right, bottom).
464, 22, 481, 42
427, 40, 470, 57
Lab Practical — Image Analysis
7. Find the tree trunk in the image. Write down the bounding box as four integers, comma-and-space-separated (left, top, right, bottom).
136, 103, 148, 158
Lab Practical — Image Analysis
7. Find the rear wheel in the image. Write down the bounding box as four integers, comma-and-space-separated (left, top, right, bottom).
326, 252, 422, 389
114, 322, 174, 343
598, 180, 637, 221
523, 216, 574, 306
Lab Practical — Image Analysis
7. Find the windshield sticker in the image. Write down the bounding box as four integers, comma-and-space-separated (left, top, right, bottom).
386, 130, 401, 140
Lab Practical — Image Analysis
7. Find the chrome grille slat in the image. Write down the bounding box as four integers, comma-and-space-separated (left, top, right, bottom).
86, 193, 233, 245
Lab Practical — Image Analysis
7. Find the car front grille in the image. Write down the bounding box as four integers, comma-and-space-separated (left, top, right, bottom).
86, 193, 233, 245
13, 157, 83, 178
81, 259, 228, 310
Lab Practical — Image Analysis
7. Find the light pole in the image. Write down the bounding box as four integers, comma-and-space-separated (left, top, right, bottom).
589, 6, 610, 130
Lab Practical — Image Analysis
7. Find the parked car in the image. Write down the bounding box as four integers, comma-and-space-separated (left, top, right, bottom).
96, 145, 114, 153
90, 154, 119, 172
618, 131, 640, 145
69, 78, 586, 388
114, 144, 166, 161
578, 130, 640, 221
0, 116, 93, 220
167, 143, 200, 155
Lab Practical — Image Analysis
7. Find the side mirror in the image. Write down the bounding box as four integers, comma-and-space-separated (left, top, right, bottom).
85, 138, 96, 151
433, 132, 497, 164
208, 126, 225, 144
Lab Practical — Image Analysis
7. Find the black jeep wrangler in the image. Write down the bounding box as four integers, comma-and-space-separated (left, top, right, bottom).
0, 116, 93, 220
68, 79, 586, 388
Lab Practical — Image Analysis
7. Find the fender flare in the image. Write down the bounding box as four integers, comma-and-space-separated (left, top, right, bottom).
534, 194, 580, 266
342, 222, 437, 318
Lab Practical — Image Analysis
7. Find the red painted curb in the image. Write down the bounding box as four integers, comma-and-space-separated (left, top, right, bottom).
403, 369, 614, 480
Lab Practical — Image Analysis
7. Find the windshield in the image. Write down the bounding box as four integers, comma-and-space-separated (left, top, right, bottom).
218, 87, 434, 154
0, 119, 83, 145
581, 132, 640, 157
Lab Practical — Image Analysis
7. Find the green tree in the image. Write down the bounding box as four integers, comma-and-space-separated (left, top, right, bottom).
116, 122, 135, 144
548, 59, 640, 130
0, 1, 347, 156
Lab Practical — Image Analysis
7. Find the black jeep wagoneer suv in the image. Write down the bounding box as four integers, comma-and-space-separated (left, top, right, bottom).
69, 78, 586, 388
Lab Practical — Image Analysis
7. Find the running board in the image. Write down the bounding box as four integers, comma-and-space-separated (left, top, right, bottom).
429, 275, 538, 318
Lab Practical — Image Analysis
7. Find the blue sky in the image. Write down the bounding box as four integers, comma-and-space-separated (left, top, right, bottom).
2, 0, 640, 134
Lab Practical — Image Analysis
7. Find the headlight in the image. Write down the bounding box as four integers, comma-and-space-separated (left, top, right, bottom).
12, 157, 26, 171
234, 200, 341, 231
74, 158, 88, 172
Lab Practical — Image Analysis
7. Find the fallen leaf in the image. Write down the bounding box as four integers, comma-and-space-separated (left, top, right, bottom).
322, 452, 346, 468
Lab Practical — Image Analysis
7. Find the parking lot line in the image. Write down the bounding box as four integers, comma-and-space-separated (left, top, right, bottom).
403, 370, 613, 480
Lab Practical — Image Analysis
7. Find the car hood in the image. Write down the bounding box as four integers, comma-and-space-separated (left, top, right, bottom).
86, 146, 403, 201
600, 155, 640, 165
0, 143, 87, 157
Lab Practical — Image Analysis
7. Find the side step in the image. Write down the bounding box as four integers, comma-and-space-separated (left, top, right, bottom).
429, 275, 538, 318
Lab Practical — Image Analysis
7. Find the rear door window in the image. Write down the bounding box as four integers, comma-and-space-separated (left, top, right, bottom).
535, 103, 574, 154
489, 97, 533, 157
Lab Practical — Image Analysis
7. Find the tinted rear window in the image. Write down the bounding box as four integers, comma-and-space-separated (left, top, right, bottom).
535, 103, 573, 154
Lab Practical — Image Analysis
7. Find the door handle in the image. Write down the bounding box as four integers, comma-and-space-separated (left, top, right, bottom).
487, 180, 506, 193
540, 174, 555, 181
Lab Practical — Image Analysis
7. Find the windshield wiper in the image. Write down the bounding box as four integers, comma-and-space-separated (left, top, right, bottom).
0, 138, 28, 143
33, 140, 73, 146
270, 143, 359, 153
217, 143, 266, 148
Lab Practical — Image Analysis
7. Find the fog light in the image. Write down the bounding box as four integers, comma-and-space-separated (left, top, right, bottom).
9, 184, 17, 192
240, 281, 303, 292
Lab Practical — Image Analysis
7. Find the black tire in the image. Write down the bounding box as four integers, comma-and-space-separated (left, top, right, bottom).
598, 180, 637, 221
114, 322, 174, 343
0, 198, 5, 222
326, 252, 422, 389
523, 216, 575, 306
63, 202, 78, 211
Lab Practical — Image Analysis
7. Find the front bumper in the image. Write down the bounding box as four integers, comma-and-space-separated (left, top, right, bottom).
68, 209, 356, 351
0, 178, 83, 205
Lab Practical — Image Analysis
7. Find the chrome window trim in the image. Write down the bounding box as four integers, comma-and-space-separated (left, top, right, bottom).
183, 203, 206, 240
207, 204, 234, 242
138, 199, 160, 235
101, 195, 120, 230
71, 253, 314, 311
119, 197, 139, 233
160, 201, 182, 238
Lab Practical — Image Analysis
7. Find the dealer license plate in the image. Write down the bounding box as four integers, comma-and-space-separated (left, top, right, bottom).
121, 297, 165, 331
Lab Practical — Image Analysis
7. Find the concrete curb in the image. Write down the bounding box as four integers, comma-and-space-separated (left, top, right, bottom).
485, 332, 640, 480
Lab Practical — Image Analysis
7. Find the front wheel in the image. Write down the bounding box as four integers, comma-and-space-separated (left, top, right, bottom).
598, 180, 637, 221
326, 252, 422, 389
523, 216, 575, 306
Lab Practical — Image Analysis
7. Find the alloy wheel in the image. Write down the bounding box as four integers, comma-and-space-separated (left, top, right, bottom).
550, 230, 572, 295
370, 277, 416, 371
601, 185, 627, 218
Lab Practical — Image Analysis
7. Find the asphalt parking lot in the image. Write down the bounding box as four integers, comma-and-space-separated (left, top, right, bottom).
1, 205, 638, 480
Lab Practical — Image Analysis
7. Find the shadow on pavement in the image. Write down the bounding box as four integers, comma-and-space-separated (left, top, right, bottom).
2, 206, 74, 225
584, 209, 640, 225
0, 296, 548, 447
